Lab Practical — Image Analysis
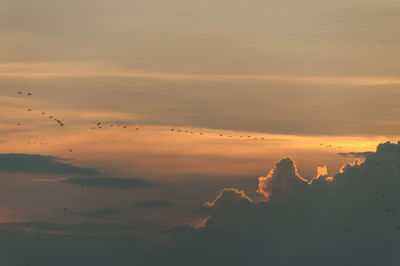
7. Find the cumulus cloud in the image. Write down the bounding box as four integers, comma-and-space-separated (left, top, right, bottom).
165, 141, 400, 266
256, 158, 331, 201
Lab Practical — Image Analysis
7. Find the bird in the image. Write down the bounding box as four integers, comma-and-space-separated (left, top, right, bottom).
27, 108, 32, 112
27, 93, 32, 96
135, 128, 140, 130
123, 126, 127, 129
17, 91, 22, 95
41, 112, 46, 115
97, 122, 102, 126
68, 149, 73, 152
16, 123, 21, 126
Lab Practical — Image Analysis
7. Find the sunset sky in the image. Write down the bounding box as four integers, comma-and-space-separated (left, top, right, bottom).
1, 1, 400, 265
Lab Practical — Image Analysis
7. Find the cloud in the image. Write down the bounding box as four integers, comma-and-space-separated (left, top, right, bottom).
338, 151, 375, 158
71, 208, 123, 218
163, 141, 400, 266
2, 141, 400, 266
256, 158, 330, 201
0, 153, 99, 175
133, 200, 174, 208
62, 177, 156, 189
203, 188, 253, 208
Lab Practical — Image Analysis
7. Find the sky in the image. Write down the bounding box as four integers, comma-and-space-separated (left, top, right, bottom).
1, 0, 400, 265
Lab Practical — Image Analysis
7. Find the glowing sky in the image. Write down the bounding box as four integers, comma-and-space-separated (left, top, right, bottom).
1, 1, 400, 265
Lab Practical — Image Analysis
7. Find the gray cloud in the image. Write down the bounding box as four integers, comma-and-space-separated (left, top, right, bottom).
0, 153, 100, 175
62, 177, 156, 189
338, 151, 375, 158
164, 141, 400, 266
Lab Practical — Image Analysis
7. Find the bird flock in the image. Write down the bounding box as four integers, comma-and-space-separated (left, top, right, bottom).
13, 90, 346, 152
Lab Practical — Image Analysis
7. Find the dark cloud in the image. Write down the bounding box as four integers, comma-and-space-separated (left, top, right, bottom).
0, 153, 99, 175
133, 200, 174, 208
338, 151, 375, 158
62, 177, 156, 189
163, 141, 400, 266
71, 208, 123, 218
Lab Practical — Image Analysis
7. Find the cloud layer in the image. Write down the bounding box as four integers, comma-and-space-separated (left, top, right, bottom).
1, 141, 400, 265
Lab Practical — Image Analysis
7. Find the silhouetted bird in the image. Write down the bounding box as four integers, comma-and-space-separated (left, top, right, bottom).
27, 93, 32, 96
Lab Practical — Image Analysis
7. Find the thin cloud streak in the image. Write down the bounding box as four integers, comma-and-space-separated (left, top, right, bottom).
1, 62, 400, 86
